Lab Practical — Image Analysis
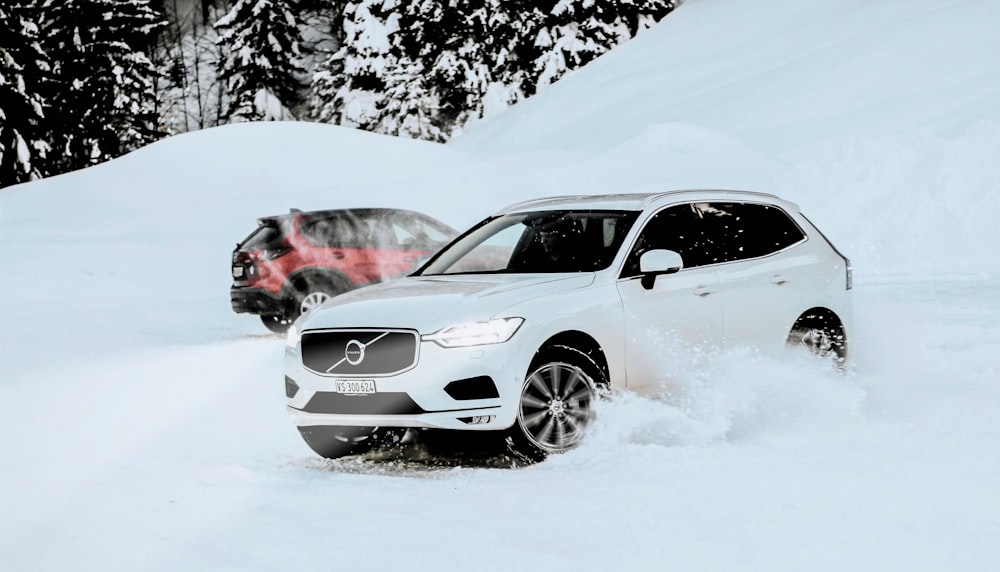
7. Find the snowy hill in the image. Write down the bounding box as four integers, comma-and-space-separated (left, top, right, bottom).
2, 1, 999, 571
457, 0, 1000, 159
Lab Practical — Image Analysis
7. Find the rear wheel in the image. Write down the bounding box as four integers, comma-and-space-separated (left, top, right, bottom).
297, 426, 405, 460
283, 274, 351, 325
787, 311, 847, 370
509, 346, 606, 461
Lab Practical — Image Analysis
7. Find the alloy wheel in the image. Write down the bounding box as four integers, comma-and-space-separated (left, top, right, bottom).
299, 291, 332, 315
517, 362, 595, 452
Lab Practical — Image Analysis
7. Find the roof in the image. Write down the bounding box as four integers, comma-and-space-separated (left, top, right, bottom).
497, 189, 794, 214
258, 207, 422, 222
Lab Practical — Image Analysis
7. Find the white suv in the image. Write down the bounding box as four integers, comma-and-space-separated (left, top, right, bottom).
283, 190, 852, 460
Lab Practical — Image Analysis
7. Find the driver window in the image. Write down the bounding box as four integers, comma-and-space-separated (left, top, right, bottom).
621, 203, 720, 277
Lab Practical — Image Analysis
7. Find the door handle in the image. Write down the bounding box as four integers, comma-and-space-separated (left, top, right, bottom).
329, 251, 346, 260
693, 285, 716, 297
770, 274, 789, 285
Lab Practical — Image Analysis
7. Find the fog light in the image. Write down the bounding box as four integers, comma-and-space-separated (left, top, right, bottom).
461, 415, 495, 425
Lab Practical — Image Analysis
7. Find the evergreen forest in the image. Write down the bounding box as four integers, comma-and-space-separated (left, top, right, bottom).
0, 0, 676, 188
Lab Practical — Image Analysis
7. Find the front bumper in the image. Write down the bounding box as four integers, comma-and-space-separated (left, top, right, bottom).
284, 337, 528, 432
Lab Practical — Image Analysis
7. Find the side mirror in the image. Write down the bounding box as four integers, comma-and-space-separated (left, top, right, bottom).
639, 249, 683, 290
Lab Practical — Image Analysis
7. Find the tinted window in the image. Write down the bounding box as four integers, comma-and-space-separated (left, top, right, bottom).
299, 215, 366, 248
722, 202, 805, 260
238, 221, 285, 251
622, 202, 805, 275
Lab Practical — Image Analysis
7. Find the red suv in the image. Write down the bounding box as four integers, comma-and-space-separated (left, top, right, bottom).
231, 208, 457, 332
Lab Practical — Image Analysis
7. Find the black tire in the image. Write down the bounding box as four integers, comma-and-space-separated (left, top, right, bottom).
509, 345, 607, 461
260, 314, 292, 333
297, 425, 405, 460
786, 312, 848, 371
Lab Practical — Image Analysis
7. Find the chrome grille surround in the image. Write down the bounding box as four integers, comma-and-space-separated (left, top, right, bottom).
300, 328, 419, 377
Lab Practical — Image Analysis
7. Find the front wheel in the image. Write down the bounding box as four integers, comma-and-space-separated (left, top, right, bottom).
297, 426, 405, 459
509, 346, 605, 460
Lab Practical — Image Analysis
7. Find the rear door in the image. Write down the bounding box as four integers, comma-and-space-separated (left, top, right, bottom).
704, 202, 814, 352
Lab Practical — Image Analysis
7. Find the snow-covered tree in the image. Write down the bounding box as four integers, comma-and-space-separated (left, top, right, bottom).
0, 1, 51, 187
471, 0, 538, 113
314, 0, 491, 141
312, 0, 398, 130
215, 0, 306, 122
39, 0, 166, 174
528, 0, 674, 91
400, 0, 492, 139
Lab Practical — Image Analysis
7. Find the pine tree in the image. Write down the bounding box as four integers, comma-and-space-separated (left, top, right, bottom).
39, 0, 166, 174
313, 0, 491, 141
377, 0, 490, 141
474, 0, 538, 111
310, 0, 675, 142
0, 1, 51, 187
312, 0, 398, 130
410, 0, 491, 139
215, 0, 307, 122
518, 0, 675, 93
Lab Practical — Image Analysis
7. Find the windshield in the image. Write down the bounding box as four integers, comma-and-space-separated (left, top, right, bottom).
417, 210, 639, 275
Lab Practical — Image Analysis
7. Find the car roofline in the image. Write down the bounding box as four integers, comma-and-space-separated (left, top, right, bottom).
497, 189, 793, 214
256, 207, 428, 224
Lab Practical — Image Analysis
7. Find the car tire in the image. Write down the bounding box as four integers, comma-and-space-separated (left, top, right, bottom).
509, 345, 606, 461
260, 314, 292, 333
285, 274, 351, 324
787, 312, 848, 370
297, 426, 405, 459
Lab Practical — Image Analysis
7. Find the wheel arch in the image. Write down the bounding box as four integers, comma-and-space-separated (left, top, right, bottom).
532, 330, 610, 386
789, 306, 848, 357
282, 266, 354, 299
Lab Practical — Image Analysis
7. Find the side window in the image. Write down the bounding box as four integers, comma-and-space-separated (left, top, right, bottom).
622, 203, 720, 276
387, 212, 453, 249
299, 215, 365, 248
711, 202, 806, 262
621, 201, 806, 276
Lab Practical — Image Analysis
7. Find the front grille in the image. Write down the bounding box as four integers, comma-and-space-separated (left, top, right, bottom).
301, 329, 418, 376
301, 392, 426, 415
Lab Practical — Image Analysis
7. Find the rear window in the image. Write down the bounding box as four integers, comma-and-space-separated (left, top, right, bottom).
238, 221, 285, 251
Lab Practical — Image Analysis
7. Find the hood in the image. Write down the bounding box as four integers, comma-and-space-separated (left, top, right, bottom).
299, 273, 595, 333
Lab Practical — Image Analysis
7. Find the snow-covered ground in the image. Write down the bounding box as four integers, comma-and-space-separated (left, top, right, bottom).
2, 0, 999, 570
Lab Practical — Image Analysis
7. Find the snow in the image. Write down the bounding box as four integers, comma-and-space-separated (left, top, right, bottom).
2, 0, 999, 570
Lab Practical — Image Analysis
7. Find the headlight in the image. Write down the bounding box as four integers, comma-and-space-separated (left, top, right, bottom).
286, 324, 301, 348
422, 317, 524, 348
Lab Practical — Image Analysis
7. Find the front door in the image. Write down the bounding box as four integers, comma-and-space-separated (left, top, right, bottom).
616, 203, 726, 392
617, 268, 722, 392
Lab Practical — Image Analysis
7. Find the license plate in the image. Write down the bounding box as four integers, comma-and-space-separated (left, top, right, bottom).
336, 379, 376, 394
232, 266, 244, 278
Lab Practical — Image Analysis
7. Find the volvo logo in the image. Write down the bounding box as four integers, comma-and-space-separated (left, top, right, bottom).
325, 331, 391, 373
344, 339, 365, 365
